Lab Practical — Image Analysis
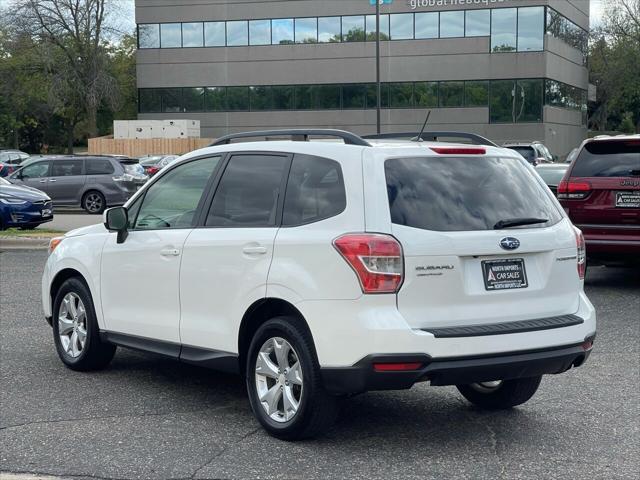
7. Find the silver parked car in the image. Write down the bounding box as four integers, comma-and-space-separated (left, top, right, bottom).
8, 156, 147, 214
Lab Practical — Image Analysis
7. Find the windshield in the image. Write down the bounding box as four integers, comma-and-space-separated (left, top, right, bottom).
506, 147, 535, 161
385, 156, 563, 232
572, 140, 640, 177
536, 167, 568, 186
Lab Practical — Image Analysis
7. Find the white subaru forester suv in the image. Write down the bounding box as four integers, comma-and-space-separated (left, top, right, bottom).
43, 130, 596, 440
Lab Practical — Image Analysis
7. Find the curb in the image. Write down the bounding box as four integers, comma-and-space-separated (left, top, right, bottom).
0, 238, 50, 250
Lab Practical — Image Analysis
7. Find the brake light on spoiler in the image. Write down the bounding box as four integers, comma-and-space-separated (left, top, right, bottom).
430, 147, 486, 155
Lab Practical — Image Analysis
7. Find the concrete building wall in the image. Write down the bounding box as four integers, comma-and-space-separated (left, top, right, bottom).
135, 0, 589, 158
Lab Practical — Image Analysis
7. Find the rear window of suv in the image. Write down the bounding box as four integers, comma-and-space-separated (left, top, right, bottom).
385, 156, 563, 232
571, 140, 640, 178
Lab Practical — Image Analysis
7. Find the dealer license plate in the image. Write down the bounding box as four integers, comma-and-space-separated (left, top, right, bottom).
616, 191, 640, 208
482, 258, 528, 291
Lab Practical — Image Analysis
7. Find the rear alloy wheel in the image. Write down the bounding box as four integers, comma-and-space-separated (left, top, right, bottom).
82, 191, 105, 214
246, 317, 338, 440
457, 376, 542, 409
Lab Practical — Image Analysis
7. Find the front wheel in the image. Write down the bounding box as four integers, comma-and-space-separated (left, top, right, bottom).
457, 376, 542, 409
246, 317, 338, 440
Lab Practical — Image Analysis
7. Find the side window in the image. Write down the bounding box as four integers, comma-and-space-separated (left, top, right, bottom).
134, 156, 220, 230
51, 160, 83, 177
21, 162, 50, 178
206, 154, 288, 227
86, 159, 115, 175
283, 154, 346, 226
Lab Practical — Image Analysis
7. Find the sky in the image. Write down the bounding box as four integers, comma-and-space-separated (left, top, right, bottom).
0, 0, 606, 31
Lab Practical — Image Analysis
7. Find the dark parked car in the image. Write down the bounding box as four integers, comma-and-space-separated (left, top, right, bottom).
535, 163, 569, 195
0, 150, 29, 177
139, 155, 178, 176
504, 141, 554, 166
8, 155, 147, 214
558, 135, 640, 266
0, 176, 53, 230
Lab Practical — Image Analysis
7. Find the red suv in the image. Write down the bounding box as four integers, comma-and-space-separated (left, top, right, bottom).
558, 136, 640, 267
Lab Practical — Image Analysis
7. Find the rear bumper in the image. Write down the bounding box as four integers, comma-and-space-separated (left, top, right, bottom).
321, 339, 594, 394
578, 225, 640, 256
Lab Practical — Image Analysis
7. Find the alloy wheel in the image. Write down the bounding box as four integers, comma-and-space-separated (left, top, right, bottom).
58, 292, 87, 358
254, 337, 303, 423
84, 193, 103, 213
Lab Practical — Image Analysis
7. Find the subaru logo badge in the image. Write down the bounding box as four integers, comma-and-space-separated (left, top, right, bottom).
500, 237, 520, 251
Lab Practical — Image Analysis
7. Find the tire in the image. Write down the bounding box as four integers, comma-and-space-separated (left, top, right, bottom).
245, 317, 339, 440
82, 190, 106, 214
457, 376, 542, 409
52, 277, 116, 371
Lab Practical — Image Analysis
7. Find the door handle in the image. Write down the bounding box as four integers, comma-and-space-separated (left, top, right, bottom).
39, 179, 47, 183
49, 179, 57, 182
160, 248, 180, 257
242, 246, 267, 255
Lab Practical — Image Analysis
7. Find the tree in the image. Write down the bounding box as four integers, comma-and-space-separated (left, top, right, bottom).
589, 0, 640, 133
8, 0, 121, 146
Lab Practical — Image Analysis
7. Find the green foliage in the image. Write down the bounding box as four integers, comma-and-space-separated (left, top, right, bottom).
619, 112, 636, 134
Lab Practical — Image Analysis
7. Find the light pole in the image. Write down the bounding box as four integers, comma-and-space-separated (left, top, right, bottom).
376, 0, 381, 134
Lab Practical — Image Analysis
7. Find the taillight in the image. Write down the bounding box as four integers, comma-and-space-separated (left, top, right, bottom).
557, 180, 591, 199
574, 228, 586, 280
333, 233, 404, 294
373, 362, 423, 372
430, 147, 486, 155
146, 166, 159, 175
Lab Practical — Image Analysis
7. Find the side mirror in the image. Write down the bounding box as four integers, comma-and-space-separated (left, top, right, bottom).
103, 206, 129, 244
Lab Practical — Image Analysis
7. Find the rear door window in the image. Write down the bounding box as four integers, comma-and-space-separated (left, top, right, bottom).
206, 154, 289, 227
283, 154, 346, 226
51, 160, 84, 177
571, 140, 640, 178
385, 156, 562, 231
86, 159, 115, 175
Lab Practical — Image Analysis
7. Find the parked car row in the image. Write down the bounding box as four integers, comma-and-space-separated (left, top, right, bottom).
0, 149, 30, 178
139, 154, 179, 176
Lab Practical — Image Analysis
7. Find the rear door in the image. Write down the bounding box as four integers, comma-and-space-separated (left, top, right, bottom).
48, 159, 85, 204
561, 139, 640, 238
378, 154, 579, 329
179, 153, 290, 353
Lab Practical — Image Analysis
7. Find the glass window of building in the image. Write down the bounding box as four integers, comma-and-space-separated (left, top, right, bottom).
342, 84, 367, 109
182, 22, 203, 47
272, 86, 294, 110
465, 10, 490, 37
161, 88, 182, 112
342, 16, 365, 42
390, 13, 414, 40
249, 20, 271, 45
295, 18, 318, 43
314, 85, 341, 109
139, 24, 160, 48
318, 17, 341, 43
439, 81, 464, 107
439, 11, 464, 38
414, 12, 438, 39
366, 84, 389, 109
272, 18, 294, 44
227, 20, 248, 46
415, 82, 438, 107
366, 14, 390, 41
389, 83, 413, 108
490, 80, 514, 123
205, 87, 226, 111
491, 8, 517, 52
249, 86, 272, 110
465, 81, 489, 106
139, 89, 161, 112
204, 22, 226, 46
160, 23, 182, 48
517, 7, 544, 52
516, 79, 543, 122
227, 86, 250, 110
295, 86, 313, 109
183, 87, 205, 112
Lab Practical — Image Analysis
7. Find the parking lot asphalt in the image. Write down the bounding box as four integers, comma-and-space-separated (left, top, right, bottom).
40, 213, 100, 233
0, 249, 638, 480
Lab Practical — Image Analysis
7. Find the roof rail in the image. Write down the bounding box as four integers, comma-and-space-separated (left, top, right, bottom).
363, 131, 498, 147
210, 129, 372, 147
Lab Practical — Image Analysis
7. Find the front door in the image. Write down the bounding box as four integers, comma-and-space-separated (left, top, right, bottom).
100, 155, 222, 344
13, 161, 51, 193
180, 153, 290, 354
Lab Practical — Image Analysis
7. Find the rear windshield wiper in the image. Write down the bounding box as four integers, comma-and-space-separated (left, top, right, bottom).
494, 218, 549, 230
